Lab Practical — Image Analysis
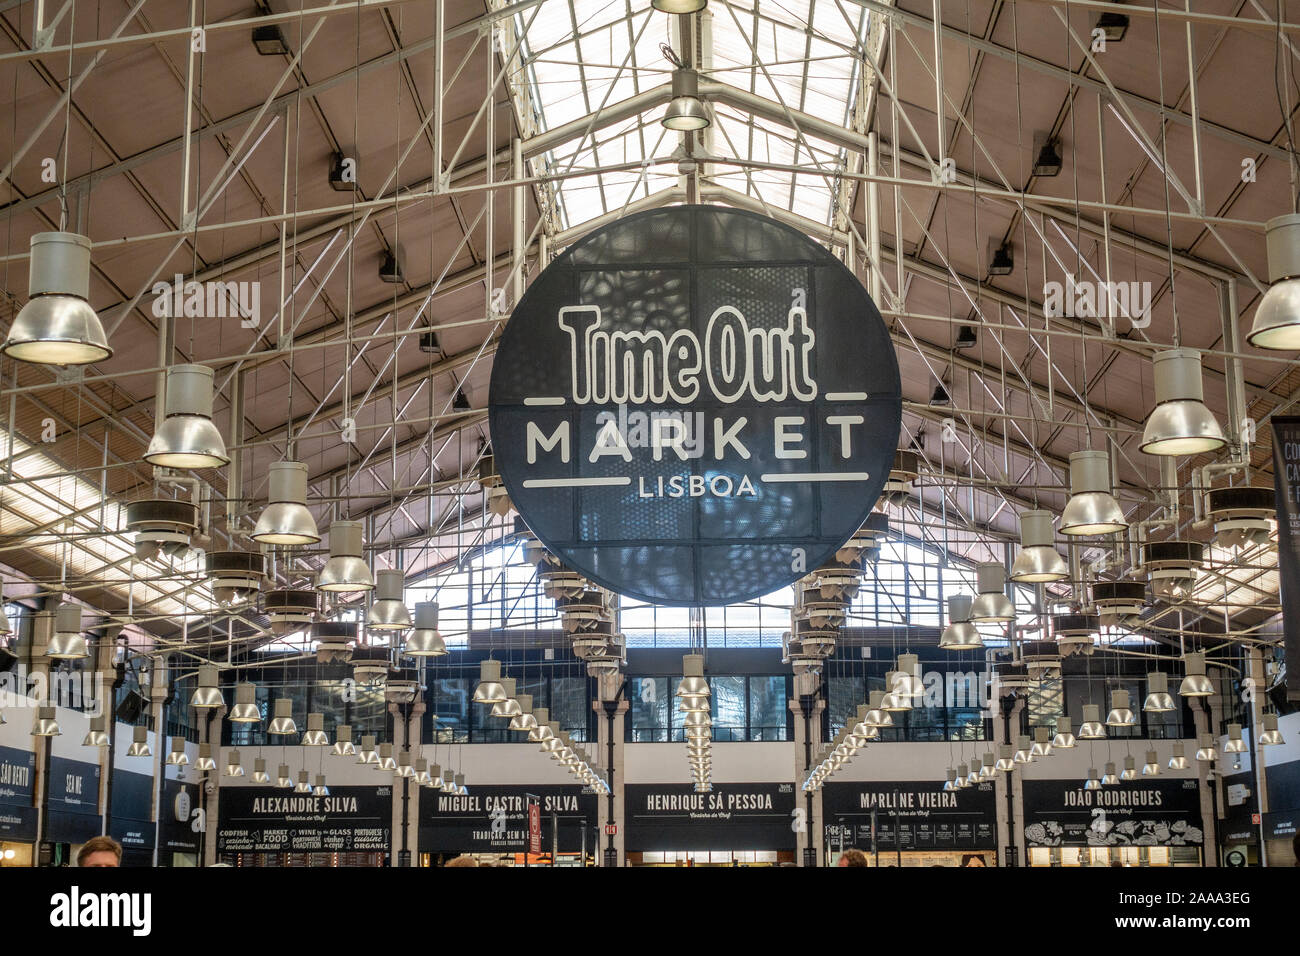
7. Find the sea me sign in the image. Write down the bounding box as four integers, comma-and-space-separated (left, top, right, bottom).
488, 206, 901, 605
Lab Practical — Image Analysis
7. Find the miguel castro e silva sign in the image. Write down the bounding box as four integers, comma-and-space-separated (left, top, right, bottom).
488, 206, 901, 605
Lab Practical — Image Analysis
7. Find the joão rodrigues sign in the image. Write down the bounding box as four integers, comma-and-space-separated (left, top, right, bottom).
488, 205, 901, 605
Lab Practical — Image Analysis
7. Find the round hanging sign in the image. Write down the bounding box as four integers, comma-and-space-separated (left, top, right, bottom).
488, 205, 901, 605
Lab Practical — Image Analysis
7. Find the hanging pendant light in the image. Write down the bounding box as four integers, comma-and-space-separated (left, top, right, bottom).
953, 762, 969, 788
1013, 735, 1034, 764
190, 664, 224, 708
1, 231, 111, 365
1178, 652, 1214, 696
1119, 755, 1139, 781
317, 519, 374, 592
1052, 717, 1077, 749
125, 725, 151, 758
995, 745, 1015, 772
1194, 733, 1218, 763
962, 761, 980, 786
356, 734, 378, 765
313, 775, 329, 797
490, 678, 522, 718
1029, 726, 1053, 758
267, 698, 298, 736
81, 715, 109, 747
295, 770, 312, 794
1143, 672, 1175, 712
1078, 704, 1107, 739
454, 773, 467, 796
1140, 349, 1226, 455
980, 752, 997, 779
395, 751, 415, 778
441, 769, 455, 791
472, 659, 508, 704
1167, 742, 1189, 770
652, 0, 708, 11
1010, 510, 1068, 582
528, 708, 553, 742
367, 569, 412, 631
1083, 768, 1102, 790
332, 724, 356, 756
251, 461, 320, 545
1223, 723, 1248, 753
1060, 450, 1126, 535
509, 694, 539, 732
1142, 750, 1161, 775
939, 594, 983, 649
862, 691, 893, 728
165, 736, 188, 765
46, 602, 88, 659
376, 743, 397, 771
893, 654, 925, 698
144, 364, 229, 468
662, 67, 709, 130
301, 712, 330, 746
252, 758, 270, 783
969, 564, 1016, 622
229, 682, 261, 722
1260, 713, 1285, 746
1247, 213, 1300, 349
1105, 690, 1136, 727
414, 759, 432, 787
224, 749, 245, 777
194, 743, 217, 771
276, 764, 294, 788
404, 602, 447, 657
1099, 761, 1119, 785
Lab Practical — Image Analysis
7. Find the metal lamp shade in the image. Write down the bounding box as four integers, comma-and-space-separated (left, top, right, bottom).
1142, 751, 1161, 775
301, 712, 330, 746
490, 678, 522, 718
1051, 717, 1077, 749
662, 69, 709, 130
1167, 743, 1189, 770
1013, 735, 1033, 763
1029, 726, 1053, 758
252, 758, 270, 783
1140, 349, 1225, 455
376, 743, 397, 771
356, 735, 379, 765
1194, 733, 1218, 763
1143, 672, 1175, 712
968, 564, 1015, 622
529, 709, 554, 742
195, 743, 217, 771
229, 682, 261, 722
267, 698, 298, 736
880, 673, 912, 712
863, 692, 893, 728
295, 770, 312, 794
224, 749, 245, 777
395, 752, 415, 778
472, 658, 508, 704
893, 654, 925, 698
2, 232, 111, 365
1084, 768, 1102, 790
1060, 450, 1126, 535
651, 0, 708, 11
317, 520, 374, 592
939, 595, 983, 650
367, 569, 412, 630
1010, 510, 1068, 582
995, 745, 1015, 772
252, 462, 320, 545
277, 764, 293, 788
82, 716, 109, 747
144, 364, 229, 468
313, 775, 330, 797
125, 725, 151, 758
1100, 762, 1119, 785
333, 724, 357, 756
166, 737, 188, 765
1105, 690, 1136, 727
1120, 756, 1138, 781
1260, 713, 1285, 746
404, 601, 447, 656
1178, 652, 1214, 696
509, 694, 539, 732
47, 602, 88, 659
1223, 723, 1248, 753
191, 664, 224, 708
1248, 214, 1300, 349
1078, 704, 1107, 739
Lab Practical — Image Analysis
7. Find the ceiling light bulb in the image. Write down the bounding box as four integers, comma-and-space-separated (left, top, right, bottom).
2, 232, 111, 365
224, 748, 245, 777
166, 736, 188, 765
144, 364, 229, 468
1140, 349, 1226, 455
662, 68, 709, 131
1100, 762, 1120, 785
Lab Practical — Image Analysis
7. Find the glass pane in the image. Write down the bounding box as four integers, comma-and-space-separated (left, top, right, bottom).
748, 676, 787, 741
711, 676, 745, 742
552, 676, 590, 742
630, 677, 669, 742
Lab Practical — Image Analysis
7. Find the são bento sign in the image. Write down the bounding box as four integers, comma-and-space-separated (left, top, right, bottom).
488, 206, 901, 605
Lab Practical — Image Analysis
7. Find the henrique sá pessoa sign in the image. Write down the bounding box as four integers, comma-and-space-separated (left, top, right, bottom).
489, 205, 901, 605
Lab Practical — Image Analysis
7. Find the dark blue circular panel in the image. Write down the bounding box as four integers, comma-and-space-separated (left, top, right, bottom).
489, 205, 901, 606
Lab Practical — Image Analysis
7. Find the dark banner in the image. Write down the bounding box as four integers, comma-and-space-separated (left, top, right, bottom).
624, 782, 796, 851
1263, 809, 1297, 842
46, 756, 101, 844
820, 781, 997, 850
0, 745, 37, 841
1264, 758, 1300, 814
159, 779, 200, 855
419, 785, 598, 854
109, 771, 155, 849
216, 786, 391, 854
1021, 778, 1203, 847
1271, 417, 1300, 701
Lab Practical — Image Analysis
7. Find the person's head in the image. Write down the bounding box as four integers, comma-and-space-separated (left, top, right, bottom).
960, 854, 985, 867
837, 849, 869, 867
445, 854, 478, 868
77, 836, 122, 868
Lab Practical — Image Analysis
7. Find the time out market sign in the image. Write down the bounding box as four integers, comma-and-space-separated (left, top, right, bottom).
488, 206, 901, 605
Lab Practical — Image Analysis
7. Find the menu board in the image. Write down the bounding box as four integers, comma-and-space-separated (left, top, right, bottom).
1021, 778, 1203, 847
420, 785, 598, 854
821, 781, 997, 850
0, 745, 37, 841
46, 755, 101, 843
624, 783, 797, 851
217, 786, 392, 854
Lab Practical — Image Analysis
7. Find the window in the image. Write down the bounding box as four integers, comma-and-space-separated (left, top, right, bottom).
630, 677, 669, 742
711, 677, 747, 742
748, 676, 787, 741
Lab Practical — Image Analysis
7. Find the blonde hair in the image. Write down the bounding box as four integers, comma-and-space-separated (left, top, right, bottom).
77, 836, 122, 866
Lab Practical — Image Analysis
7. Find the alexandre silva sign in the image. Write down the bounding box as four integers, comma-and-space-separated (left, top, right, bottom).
488, 205, 901, 605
